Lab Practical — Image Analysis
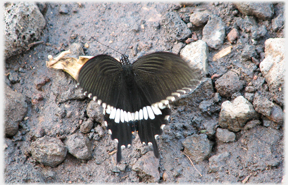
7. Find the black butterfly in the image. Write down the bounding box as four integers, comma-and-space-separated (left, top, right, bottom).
77, 51, 198, 162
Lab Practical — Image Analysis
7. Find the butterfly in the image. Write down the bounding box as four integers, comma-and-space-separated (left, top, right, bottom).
77, 51, 198, 162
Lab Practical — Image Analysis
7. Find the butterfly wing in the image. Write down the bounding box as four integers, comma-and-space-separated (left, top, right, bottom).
78, 54, 136, 162
78, 54, 123, 107
132, 52, 199, 157
132, 51, 199, 104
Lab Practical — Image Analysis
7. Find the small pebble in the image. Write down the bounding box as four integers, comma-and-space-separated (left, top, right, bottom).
59, 4, 69, 14
227, 28, 239, 44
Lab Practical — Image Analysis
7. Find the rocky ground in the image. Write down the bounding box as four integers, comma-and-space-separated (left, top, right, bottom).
4, 2, 284, 183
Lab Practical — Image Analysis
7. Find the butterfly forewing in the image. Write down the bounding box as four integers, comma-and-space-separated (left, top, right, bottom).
78, 54, 123, 107
132, 52, 197, 104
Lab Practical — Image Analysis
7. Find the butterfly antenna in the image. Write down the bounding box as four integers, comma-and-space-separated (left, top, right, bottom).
93, 39, 123, 56
123, 32, 136, 56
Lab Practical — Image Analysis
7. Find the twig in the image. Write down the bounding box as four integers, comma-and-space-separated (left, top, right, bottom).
182, 152, 203, 177
27, 40, 44, 49
242, 173, 252, 183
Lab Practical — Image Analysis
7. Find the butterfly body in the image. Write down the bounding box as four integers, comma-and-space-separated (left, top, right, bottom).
78, 51, 198, 162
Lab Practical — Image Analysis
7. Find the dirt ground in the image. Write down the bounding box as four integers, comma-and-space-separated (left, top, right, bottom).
4, 2, 284, 183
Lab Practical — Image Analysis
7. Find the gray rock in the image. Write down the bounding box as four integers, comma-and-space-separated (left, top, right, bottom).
86, 100, 104, 123
215, 70, 244, 98
202, 15, 225, 49
171, 42, 184, 54
243, 126, 281, 170
216, 128, 236, 143
189, 10, 210, 27
8, 70, 20, 84
219, 96, 258, 132
260, 38, 285, 106
244, 92, 254, 102
241, 45, 256, 61
203, 120, 218, 138
272, 14, 284, 31
235, 16, 257, 33
244, 120, 261, 130
65, 132, 92, 160
59, 4, 69, 14
161, 11, 191, 41
182, 134, 213, 163
132, 152, 160, 182
209, 152, 230, 173
95, 124, 105, 138
234, 3, 274, 20
253, 92, 283, 124
227, 28, 239, 44
80, 119, 94, 133
199, 98, 220, 114
30, 136, 67, 167
180, 40, 208, 76
4, 2, 46, 58
5, 85, 28, 137
50, 73, 85, 103
245, 86, 255, 93
68, 43, 85, 57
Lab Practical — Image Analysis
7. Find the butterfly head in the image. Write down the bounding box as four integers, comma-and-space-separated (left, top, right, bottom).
120, 54, 130, 65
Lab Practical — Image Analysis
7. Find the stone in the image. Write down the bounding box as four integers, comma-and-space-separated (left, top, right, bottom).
234, 3, 274, 20
5, 85, 28, 137
4, 2, 46, 58
244, 92, 254, 103
203, 120, 218, 138
253, 92, 283, 124
95, 124, 105, 138
161, 11, 191, 41
216, 128, 236, 143
272, 14, 284, 31
227, 28, 239, 44
189, 10, 210, 27
8, 70, 20, 84
242, 126, 281, 170
80, 119, 94, 133
209, 152, 230, 173
59, 4, 69, 14
235, 16, 257, 33
199, 98, 220, 114
86, 100, 104, 123
68, 43, 84, 57
219, 96, 258, 132
245, 86, 255, 93
132, 152, 160, 182
65, 132, 92, 160
202, 15, 225, 49
30, 136, 67, 167
215, 70, 244, 98
180, 40, 208, 76
182, 134, 213, 163
260, 38, 285, 106
171, 42, 184, 54
244, 120, 261, 130
241, 45, 257, 61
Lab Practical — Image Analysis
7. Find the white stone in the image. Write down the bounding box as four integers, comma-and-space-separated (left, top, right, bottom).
260, 38, 285, 97
180, 40, 208, 75
219, 96, 258, 132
